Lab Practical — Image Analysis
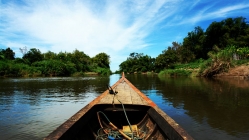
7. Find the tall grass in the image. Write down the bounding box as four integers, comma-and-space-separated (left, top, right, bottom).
93, 67, 112, 75
158, 69, 192, 77
199, 45, 249, 77
0, 60, 42, 77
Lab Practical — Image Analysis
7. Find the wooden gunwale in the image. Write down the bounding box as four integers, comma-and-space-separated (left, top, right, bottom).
44, 74, 126, 139
122, 74, 156, 107
120, 73, 193, 140
44, 73, 194, 140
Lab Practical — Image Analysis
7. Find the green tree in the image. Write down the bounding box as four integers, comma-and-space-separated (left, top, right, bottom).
155, 47, 178, 70
225, 17, 249, 46
92, 52, 110, 68
204, 17, 249, 50
32, 60, 76, 76
23, 48, 43, 64
205, 21, 226, 50
0, 49, 4, 60
182, 26, 205, 59
139, 55, 154, 72
154, 53, 167, 71
119, 52, 154, 73
57, 51, 68, 61
71, 49, 90, 72
178, 47, 195, 63
43, 51, 57, 60
1, 47, 15, 60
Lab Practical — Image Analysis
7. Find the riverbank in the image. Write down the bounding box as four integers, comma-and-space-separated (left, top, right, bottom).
157, 60, 249, 78
214, 63, 249, 79
1, 74, 249, 140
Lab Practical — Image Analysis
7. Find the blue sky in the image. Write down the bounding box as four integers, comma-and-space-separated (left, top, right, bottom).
1, 0, 249, 71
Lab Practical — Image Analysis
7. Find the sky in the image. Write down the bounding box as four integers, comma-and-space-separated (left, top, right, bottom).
1, 0, 249, 71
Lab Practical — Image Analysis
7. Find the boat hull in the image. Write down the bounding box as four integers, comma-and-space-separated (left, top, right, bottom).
44, 74, 193, 140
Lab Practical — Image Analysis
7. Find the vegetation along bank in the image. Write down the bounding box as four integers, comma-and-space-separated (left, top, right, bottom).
1, 17, 249, 77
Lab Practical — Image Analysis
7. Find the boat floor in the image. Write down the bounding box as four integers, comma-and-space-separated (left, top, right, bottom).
97, 79, 153, 106
60, 104, 169, 140
44, 75, 193, 140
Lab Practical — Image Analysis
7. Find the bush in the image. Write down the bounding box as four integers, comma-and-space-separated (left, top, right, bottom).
232, 59, 249, 65
0, 61, 38, 77
200, 45, 241, 77
14, 58, 26, 64
93, 67, 111, 75
32, 60, 76, 76
158, 69, 192, 77
71, 72, 85, 77
0, 61, 8, 76
174, 59, 202, 69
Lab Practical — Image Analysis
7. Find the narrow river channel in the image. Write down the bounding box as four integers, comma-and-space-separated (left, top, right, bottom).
0, 74, 249, 140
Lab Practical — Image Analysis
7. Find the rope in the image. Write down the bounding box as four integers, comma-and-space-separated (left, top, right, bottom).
96, 110, 146, 140
97, 110, 132, 140
95, 85, 147, 140
95, 128, 122, 140
98, 111, 111, 123
110, 86, 133, 138
115, 97, 134, 139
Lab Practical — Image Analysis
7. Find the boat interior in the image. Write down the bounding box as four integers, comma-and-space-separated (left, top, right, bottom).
58, 104, 170, 140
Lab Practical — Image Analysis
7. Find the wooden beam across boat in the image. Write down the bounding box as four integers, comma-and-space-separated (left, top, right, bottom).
44, 73, 194, 140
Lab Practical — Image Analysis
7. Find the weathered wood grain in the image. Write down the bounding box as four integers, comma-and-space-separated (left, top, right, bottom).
98, 81, 149, 105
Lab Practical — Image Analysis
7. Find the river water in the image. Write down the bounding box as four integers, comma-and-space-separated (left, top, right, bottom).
0, 74, 249, 140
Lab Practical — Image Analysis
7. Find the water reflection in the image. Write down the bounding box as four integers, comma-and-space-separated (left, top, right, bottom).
125, 74, 249, 140
0, 76, 111, 140
1, 74, 249, 140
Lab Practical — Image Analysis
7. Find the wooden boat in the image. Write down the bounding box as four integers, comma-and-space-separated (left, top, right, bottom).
44, 73, 193, 140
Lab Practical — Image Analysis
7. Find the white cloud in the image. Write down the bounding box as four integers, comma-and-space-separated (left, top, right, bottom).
1, 0, 176, 71
209, 4, 249, 17
178, 2, 249, 25
1, 0, 249, 71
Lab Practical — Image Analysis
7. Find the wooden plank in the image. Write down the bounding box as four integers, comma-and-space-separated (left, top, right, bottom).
123, 76, 157, 107
98, 81, 148, 105
148, 107, 194, 140
44, 73, 194, 140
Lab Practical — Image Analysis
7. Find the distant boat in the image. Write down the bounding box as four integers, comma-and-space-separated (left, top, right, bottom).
44, 73, 193, 140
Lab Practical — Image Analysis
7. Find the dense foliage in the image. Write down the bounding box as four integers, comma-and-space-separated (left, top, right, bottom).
119, 17, 249, 75
0, 47, 15, 60
0, 48, 111, 77
200, 45, 249, 77
1, 17, 249, 77
119, 52, 155, 73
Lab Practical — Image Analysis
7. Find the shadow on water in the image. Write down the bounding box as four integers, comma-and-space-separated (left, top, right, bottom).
125, 74, 249, 140
1, 74, 249, 140
0, 75, 112, 140
0, 76, 110, 105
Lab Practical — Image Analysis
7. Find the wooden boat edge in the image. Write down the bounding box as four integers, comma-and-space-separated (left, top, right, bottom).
44, 74, 126, 140
44, 73, 194, 140
122, 73, 193, 140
